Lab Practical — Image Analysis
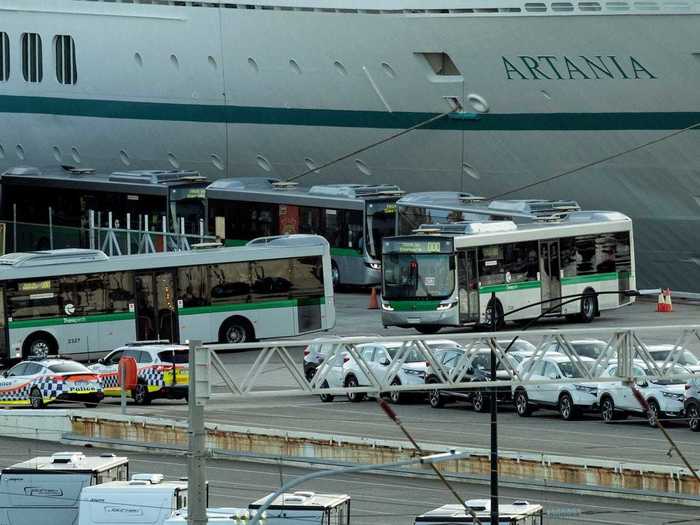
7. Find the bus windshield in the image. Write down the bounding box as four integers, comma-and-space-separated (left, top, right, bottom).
383, 254, 454, 300
365, 200, 397, 259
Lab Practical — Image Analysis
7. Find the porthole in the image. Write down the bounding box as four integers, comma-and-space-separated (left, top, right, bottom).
248, 57, 259, 72
462, 162, 480, 180
256, 154, 272, 172
467, 93, 490, 113
170, 54, 179, 69
208, 56, 218, 70
381, 62, 396, 78
120, 150, 130, 166
168, 152, 179, 169
211, 154, 224, 171
355, 159, 371, 176
134, 52, 143, 67
16, 144, 25, 161
71, 147, 81, 163
289, 59, 302, 74
334, 60, 348, 76
52, 146, 62, 162
0, 144, 5, 159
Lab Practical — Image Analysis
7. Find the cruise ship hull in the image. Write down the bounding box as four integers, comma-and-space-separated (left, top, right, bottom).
1, 1, 698, 289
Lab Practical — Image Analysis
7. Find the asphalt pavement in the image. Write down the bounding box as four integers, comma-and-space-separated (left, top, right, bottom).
1, 437, 698, 525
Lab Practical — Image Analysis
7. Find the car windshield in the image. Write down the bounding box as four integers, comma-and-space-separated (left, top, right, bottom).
651, 349, 699, 366
644, 365, 690, 385
158, 350, 189, 364
386, 348, 424, 363
558, 361, 591, 378
48, 362, 91, 373
383, 254, 454, 300
572, 342, 607, 359
365, 200, 397, 259
500, 340, 536, 353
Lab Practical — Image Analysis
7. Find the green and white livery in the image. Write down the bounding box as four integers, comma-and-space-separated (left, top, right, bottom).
381, 210, 634, 333
0, 235, 334, 361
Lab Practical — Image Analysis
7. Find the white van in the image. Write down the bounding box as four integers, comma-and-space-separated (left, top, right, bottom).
79, 474, 188, 525
0, 452, 129, 525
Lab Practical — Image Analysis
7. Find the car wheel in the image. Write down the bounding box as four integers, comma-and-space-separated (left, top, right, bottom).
319, 380, 334, 403
579, 292, 597, 323
514, 389, 532, 417
688, 404, 700, 432
305, 367, 317, 382
647, 399, 661, 427
29, 387, 44, 409
345, 376, 365, 403
427, 378, 445, 409
389, 379, 402, 404
600, 396, 617, 423
559, 393, 578, 421
132, 383, 152, 406
472, 390, 490, 413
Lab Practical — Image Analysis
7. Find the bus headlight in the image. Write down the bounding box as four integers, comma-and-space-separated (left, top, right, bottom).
381, 302, 394, 311
437, 301, 456, 311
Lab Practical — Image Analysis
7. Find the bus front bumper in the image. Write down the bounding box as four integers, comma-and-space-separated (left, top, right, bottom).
381, 309, 459, 328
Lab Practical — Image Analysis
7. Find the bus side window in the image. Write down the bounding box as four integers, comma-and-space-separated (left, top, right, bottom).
105, 272, 134, 313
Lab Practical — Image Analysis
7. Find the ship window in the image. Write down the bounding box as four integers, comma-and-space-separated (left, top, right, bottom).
55, 35, 77, 84
0, 33, 9, 81
21, 33, 43, 82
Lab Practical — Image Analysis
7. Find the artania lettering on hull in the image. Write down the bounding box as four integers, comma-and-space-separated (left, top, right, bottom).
0, 0, 699, 292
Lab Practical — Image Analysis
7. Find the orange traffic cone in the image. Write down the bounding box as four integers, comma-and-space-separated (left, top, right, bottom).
368, 287, 379, 310
664, 288, 673, 312
657, 292, 665, 312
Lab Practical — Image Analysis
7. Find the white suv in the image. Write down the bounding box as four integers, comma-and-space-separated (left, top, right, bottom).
646, 345, 700, 374
598, 361, 686, 426
322, 340, 456, 404
513, 354, 597, 420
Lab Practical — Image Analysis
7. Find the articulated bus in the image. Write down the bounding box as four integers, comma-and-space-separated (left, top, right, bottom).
0, 166, 209, 252
396, 192, 582, 235
0, 235, 333, 361
207, 178, 403, 286
381, 211, 634, 333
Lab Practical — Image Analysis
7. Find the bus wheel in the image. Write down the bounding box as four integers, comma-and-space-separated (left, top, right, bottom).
331, 262, 340, 290
24, 333, 57, 360
29, 388, 44, 409
579, 291, 597, 323
219, 317, 254, 344
484, 299, 505, 331
415, 325, 441, 335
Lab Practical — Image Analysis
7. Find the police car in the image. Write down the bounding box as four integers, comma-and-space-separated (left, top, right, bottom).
89, 342, 189, 405
0, 359, 103, 408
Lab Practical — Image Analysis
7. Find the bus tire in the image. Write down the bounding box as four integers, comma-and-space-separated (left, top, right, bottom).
23, 332, 58, 360
484, 298, 505, 331
415, 325, 441, 335
579, 290, 597, 323
331, 261, 340, 290
219, 316, 255, 345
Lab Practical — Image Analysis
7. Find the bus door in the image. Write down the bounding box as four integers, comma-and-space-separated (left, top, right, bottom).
134, 271, 179, 343
457, 250, 479, 323
539, 240, 561, 314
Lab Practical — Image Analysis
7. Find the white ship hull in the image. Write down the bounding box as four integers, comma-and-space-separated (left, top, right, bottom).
1, 0, 699, 289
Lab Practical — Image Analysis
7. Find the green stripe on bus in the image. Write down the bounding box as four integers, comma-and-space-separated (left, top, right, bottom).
385, 300, 442, 311
561, 272, 620, 285
179, 297, 325, 316
479, 281, 542, 294
8, 311, 135, 329
330, 247, 363, 257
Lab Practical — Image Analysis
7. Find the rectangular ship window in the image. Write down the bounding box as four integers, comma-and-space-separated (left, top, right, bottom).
55, 35, 77, 85
21, 32, 43, 83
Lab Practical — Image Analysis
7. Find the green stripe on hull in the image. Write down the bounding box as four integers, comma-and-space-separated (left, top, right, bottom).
479, 281, 542, 294
178, 297, 324, 316
561, 272, 620, 285
1, 95, 700, 131
9, 312, 135, 329
385, 300, 442, 311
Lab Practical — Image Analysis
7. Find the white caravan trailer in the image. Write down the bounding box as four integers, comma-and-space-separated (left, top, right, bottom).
165, 508, 256, 525
79, 473, 188, 525
0, 452, 129, 525
249, 491, 350, 525
415, 499, 544, 524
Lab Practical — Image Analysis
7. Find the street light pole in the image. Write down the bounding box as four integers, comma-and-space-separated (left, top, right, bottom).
489, 292, 499, 525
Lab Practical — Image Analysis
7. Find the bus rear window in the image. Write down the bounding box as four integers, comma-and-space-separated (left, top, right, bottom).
158, 350, 189, 364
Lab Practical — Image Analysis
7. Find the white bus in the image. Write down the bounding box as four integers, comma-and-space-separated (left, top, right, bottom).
381, 211, 635, 333
207, 178, 403, 287
0, 235, 334, 361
